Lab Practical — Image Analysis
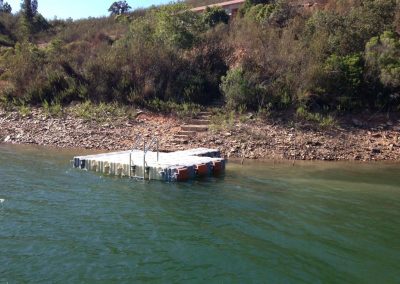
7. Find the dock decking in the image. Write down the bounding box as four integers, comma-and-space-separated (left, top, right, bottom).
73, 148, 226, 182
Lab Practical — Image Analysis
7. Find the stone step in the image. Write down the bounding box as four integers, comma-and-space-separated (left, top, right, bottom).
196, 115, 211, 121
198, 111, 211, 116
197, 113, 211, 118
174, 134, 190, 139
172, 138, 189, 144
181, 125, 209, 132
178, 131, 197, 136
189, 119, 210, 125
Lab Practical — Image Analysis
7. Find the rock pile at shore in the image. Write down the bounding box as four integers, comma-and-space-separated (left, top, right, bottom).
1, 108, 399, 161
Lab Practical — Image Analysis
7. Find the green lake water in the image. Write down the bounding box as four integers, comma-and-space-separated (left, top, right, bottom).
0, 144, 399, 283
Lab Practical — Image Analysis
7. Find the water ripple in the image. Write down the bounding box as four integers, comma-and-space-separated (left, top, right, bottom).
0, 145, 399, 283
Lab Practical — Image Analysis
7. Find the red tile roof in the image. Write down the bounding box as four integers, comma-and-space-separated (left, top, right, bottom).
191, 0, 246, 12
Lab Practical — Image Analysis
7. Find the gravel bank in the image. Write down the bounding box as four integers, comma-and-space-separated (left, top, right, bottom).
1, 108, 399, 161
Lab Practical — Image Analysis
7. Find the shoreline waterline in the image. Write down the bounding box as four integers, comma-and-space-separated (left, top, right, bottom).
2, 143, 400, 166
1, 107, 400, 162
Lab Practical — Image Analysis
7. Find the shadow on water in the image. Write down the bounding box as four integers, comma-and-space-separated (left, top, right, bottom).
0, 144, 399, 283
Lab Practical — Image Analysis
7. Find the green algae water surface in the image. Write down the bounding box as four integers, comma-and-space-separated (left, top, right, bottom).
1, 144, 399, 283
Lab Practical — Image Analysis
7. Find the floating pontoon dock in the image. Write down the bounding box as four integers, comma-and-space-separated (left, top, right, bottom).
73, 144, 226, 182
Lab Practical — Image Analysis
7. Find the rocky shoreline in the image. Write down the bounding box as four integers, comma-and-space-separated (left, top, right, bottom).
1, 107, 400, 161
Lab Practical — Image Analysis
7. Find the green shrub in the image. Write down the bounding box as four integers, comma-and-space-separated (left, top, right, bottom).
239, 0, 274, 16
366, 31, 400, 88
18, 102, 31, 117
245, 4, 275, 23
202, 6, 229, 28
210, 110, 236, 131
296, 106, 336, 127
365, 31, 400, 109
323, 53, 363, 99
70, 101, 137, 122
71, 101, 92, 120
220, 65, 275, 110
245, 1, 294, 27
145, 98, 201, 117
0, 33, 13, 46
220, 67, 255, 109
154, 4, 201, 49
0, 0, 399, 117
42, 100, 63, 117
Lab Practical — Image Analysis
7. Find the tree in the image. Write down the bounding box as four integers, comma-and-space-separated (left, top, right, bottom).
154, 4, 201, 49
239, 0, 274, 16
31, 0, 38, 15
220, 67, 259, 109
323, 54, 363, 99
202, 7, 229, 28
0, 0, 12, 13
366, 31, 400, 89
20, 0, 38, 17
108, 1, 131, 15
19, 0, 49, 38
21, 0, 34, 19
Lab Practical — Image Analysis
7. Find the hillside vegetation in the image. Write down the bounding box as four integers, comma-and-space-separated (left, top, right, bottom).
0, 0, 399, 119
